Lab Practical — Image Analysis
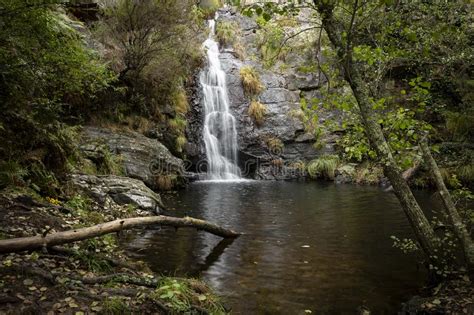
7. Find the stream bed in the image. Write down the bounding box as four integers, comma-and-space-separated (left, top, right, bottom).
123, 181, 441, 314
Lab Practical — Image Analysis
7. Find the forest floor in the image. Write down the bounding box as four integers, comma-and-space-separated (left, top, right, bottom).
0, 188, 473, 314
0, 189, 227, 314
402, 277, 474, 314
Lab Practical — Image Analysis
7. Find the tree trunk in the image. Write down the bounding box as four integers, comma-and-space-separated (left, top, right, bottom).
420, 138, 474, 274
315, 2, 439, 261
0, 215, 241, 254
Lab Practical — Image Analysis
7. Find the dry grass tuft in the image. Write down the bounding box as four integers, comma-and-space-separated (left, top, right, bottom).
175, 135, 187, 153
240, 66, 264, 96
266, 137, 284, 154
172, 88, 189, 115
155, 175, 175, 191
248, 100, 267, 126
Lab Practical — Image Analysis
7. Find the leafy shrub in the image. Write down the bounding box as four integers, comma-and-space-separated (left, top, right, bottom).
257, 24, 289, 68
151, 277, 226, 314
240, 66, 264, 96
307, 155, 340, 180
216, 21, 239, 47
248, 101, 267, 126
96, 0, 203, 117
198, 0, 221, 18
0, 161, 28, 188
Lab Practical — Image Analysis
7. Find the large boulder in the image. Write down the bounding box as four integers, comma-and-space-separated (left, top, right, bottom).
79, 126, 186, 190
70, 174, 164, 214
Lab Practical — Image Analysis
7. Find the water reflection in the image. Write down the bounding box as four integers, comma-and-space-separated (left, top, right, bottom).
123, 181, 441, 314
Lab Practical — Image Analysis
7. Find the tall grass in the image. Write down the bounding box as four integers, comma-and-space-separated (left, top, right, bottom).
307, 155, 340, 180
216, 21, 239, 47
248, 100, 267, 126
240, 66, 264, 97
266, 137, 284, 154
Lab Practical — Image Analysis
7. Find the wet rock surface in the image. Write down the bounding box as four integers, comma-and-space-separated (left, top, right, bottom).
70, 174, 164, 213
187, 8, 339, 179
80, 126, 186, 189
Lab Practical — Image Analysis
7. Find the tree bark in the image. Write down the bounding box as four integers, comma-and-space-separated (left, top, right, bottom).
420, 138, 474, 274
385, 161, 420, 192
314, 1, 439, 261
0, 215, 241, 254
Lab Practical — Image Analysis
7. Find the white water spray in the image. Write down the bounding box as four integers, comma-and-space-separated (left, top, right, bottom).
200, 15, 242, 180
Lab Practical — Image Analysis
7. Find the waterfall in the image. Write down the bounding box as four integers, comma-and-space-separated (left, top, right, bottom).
200, 15, 242, 180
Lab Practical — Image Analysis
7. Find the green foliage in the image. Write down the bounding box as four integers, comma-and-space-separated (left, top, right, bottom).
390, 236, 419, 254
216, 21, 240, 47
240, 66, 264, 97
445, 111, 474, 142
248, 101, 267, 126
354, 163, 384, 185
102, 297, 130, 315
0, 161, 28, 188
96, 0, 204, 117
256, 22, 289, 68
307, 155, 340, 180
151, 278, 226, 314
198, 0, 221, 18
74, 249, 112, 273
457, 164, 474, 184
168, 116, 187, 133
0, 3, 113, 190
98, 149, 124, 176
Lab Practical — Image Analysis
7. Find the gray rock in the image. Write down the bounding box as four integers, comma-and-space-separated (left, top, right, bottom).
71, 174, 164, 214
186, 9, 339, 180
80, 126, 186, 190
334, 163, 357, 184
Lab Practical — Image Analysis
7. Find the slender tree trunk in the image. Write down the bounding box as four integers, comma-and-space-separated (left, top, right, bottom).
420, 138, 474, 274
0, 215, 241, 254
315, 2, 439, 261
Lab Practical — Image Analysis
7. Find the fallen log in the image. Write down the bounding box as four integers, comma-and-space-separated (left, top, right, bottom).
0, 215, 241, 254
384, 161, 420, 192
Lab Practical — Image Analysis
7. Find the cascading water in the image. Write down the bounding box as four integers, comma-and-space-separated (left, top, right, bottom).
200, 15, 242, 180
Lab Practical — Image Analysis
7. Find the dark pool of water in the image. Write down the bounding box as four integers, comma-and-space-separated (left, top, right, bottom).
123, 181, 441, 314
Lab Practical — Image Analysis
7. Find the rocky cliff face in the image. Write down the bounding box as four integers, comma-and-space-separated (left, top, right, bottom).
80, 126, 187, 189
187, 8, 338, 179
